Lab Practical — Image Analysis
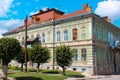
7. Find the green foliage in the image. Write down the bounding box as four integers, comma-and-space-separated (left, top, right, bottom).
8, 66, 21, 70
28, 68, 37, 72
0, 37, 21, 65
15, 48, 24, 63
15, 48, 29, 63
27, 48, 32, 61
31, 43, 50, 72
42, 69, 60, 74
55, 45, 73, 75
31, 43, 50, 64
66, 71, 85, 78
55, 45, 73, 67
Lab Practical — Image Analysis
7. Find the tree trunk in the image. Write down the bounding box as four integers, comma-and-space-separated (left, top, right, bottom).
2, 59, 8, 80
37, 63, 40, 73
24, 62, 27, 72
62, 66, 66, 76
21, 63, 24, 72
2, 65, 8, 80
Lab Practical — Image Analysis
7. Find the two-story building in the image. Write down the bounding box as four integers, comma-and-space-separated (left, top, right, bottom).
2, 4, 120, 75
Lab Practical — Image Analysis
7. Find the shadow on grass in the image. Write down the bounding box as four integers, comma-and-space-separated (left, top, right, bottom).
15, 76, 43, 80
67, 75, 85, 78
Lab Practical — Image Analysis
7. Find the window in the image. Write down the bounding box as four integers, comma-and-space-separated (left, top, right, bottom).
56, 31, 60, 42
72, 29, 78, 40
64, 30, 68, 41
81, 48, 86, 61
108, 32, 114, 46
22, 36, 24, 46
41, 34, 45, 43
36, 34, 41, 42
73, 49, 78, 61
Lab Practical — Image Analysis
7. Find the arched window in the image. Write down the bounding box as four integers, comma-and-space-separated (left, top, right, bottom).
81, 48, 86, 61
73, 49, 78, 61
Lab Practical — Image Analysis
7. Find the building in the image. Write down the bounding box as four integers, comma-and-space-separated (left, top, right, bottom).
2, 4, 120, 75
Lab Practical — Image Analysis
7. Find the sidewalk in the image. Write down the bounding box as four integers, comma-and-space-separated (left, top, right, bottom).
65, 73, 111, 80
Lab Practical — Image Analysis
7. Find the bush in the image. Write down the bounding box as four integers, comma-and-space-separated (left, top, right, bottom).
66, 71, 85, 78
42, 69, 60, 74
28, 68, 37, 72
8, 66, 21, 70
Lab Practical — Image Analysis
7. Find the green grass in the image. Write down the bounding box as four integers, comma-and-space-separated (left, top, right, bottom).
66, 71, 85, 78
8, 72, 66, 80
8, 68, 84, 80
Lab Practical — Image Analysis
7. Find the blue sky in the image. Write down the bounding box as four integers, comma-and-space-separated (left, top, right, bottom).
0, 0, 120, 37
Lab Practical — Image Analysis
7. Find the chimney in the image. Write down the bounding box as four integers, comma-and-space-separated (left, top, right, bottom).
103, 16, 111, 22
45, 8, 50, 11
39, 10, 44, 13
83, 3, 92, 12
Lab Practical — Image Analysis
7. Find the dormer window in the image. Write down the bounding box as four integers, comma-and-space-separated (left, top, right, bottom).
32, 17, 35, 24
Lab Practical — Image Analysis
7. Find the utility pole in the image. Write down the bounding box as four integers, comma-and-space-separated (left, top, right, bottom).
24, 16, 28, 72
53, 20, 55, 70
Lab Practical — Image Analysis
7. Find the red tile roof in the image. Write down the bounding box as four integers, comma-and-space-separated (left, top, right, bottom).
9, 9, 89, 32
57, 10, 88, 20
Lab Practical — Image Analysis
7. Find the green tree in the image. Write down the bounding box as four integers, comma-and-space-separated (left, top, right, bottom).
0, 38, 21, 80
15, 48, 29, 72
27, 48, 33, 67
55, 45, 73, 76
31, 43, 50, 73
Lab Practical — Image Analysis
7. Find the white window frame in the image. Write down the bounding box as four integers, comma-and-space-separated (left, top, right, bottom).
41, 34, 45, 43
56, 31, 60, 42
64, 30, 68, 41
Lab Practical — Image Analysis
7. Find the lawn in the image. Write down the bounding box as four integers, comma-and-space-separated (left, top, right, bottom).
8, 72, 66, 80
8, 68, 84, 80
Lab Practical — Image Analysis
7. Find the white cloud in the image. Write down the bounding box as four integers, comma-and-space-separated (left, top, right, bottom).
0, 19, 23, 28
42, 7, 48, 11
95, 0, 120, 22
29, 11, 38, 16
0, 19, 23, 37
0, 0, 14, 17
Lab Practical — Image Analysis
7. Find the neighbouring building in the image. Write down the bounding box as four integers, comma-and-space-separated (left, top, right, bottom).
2, 4, 120, 75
